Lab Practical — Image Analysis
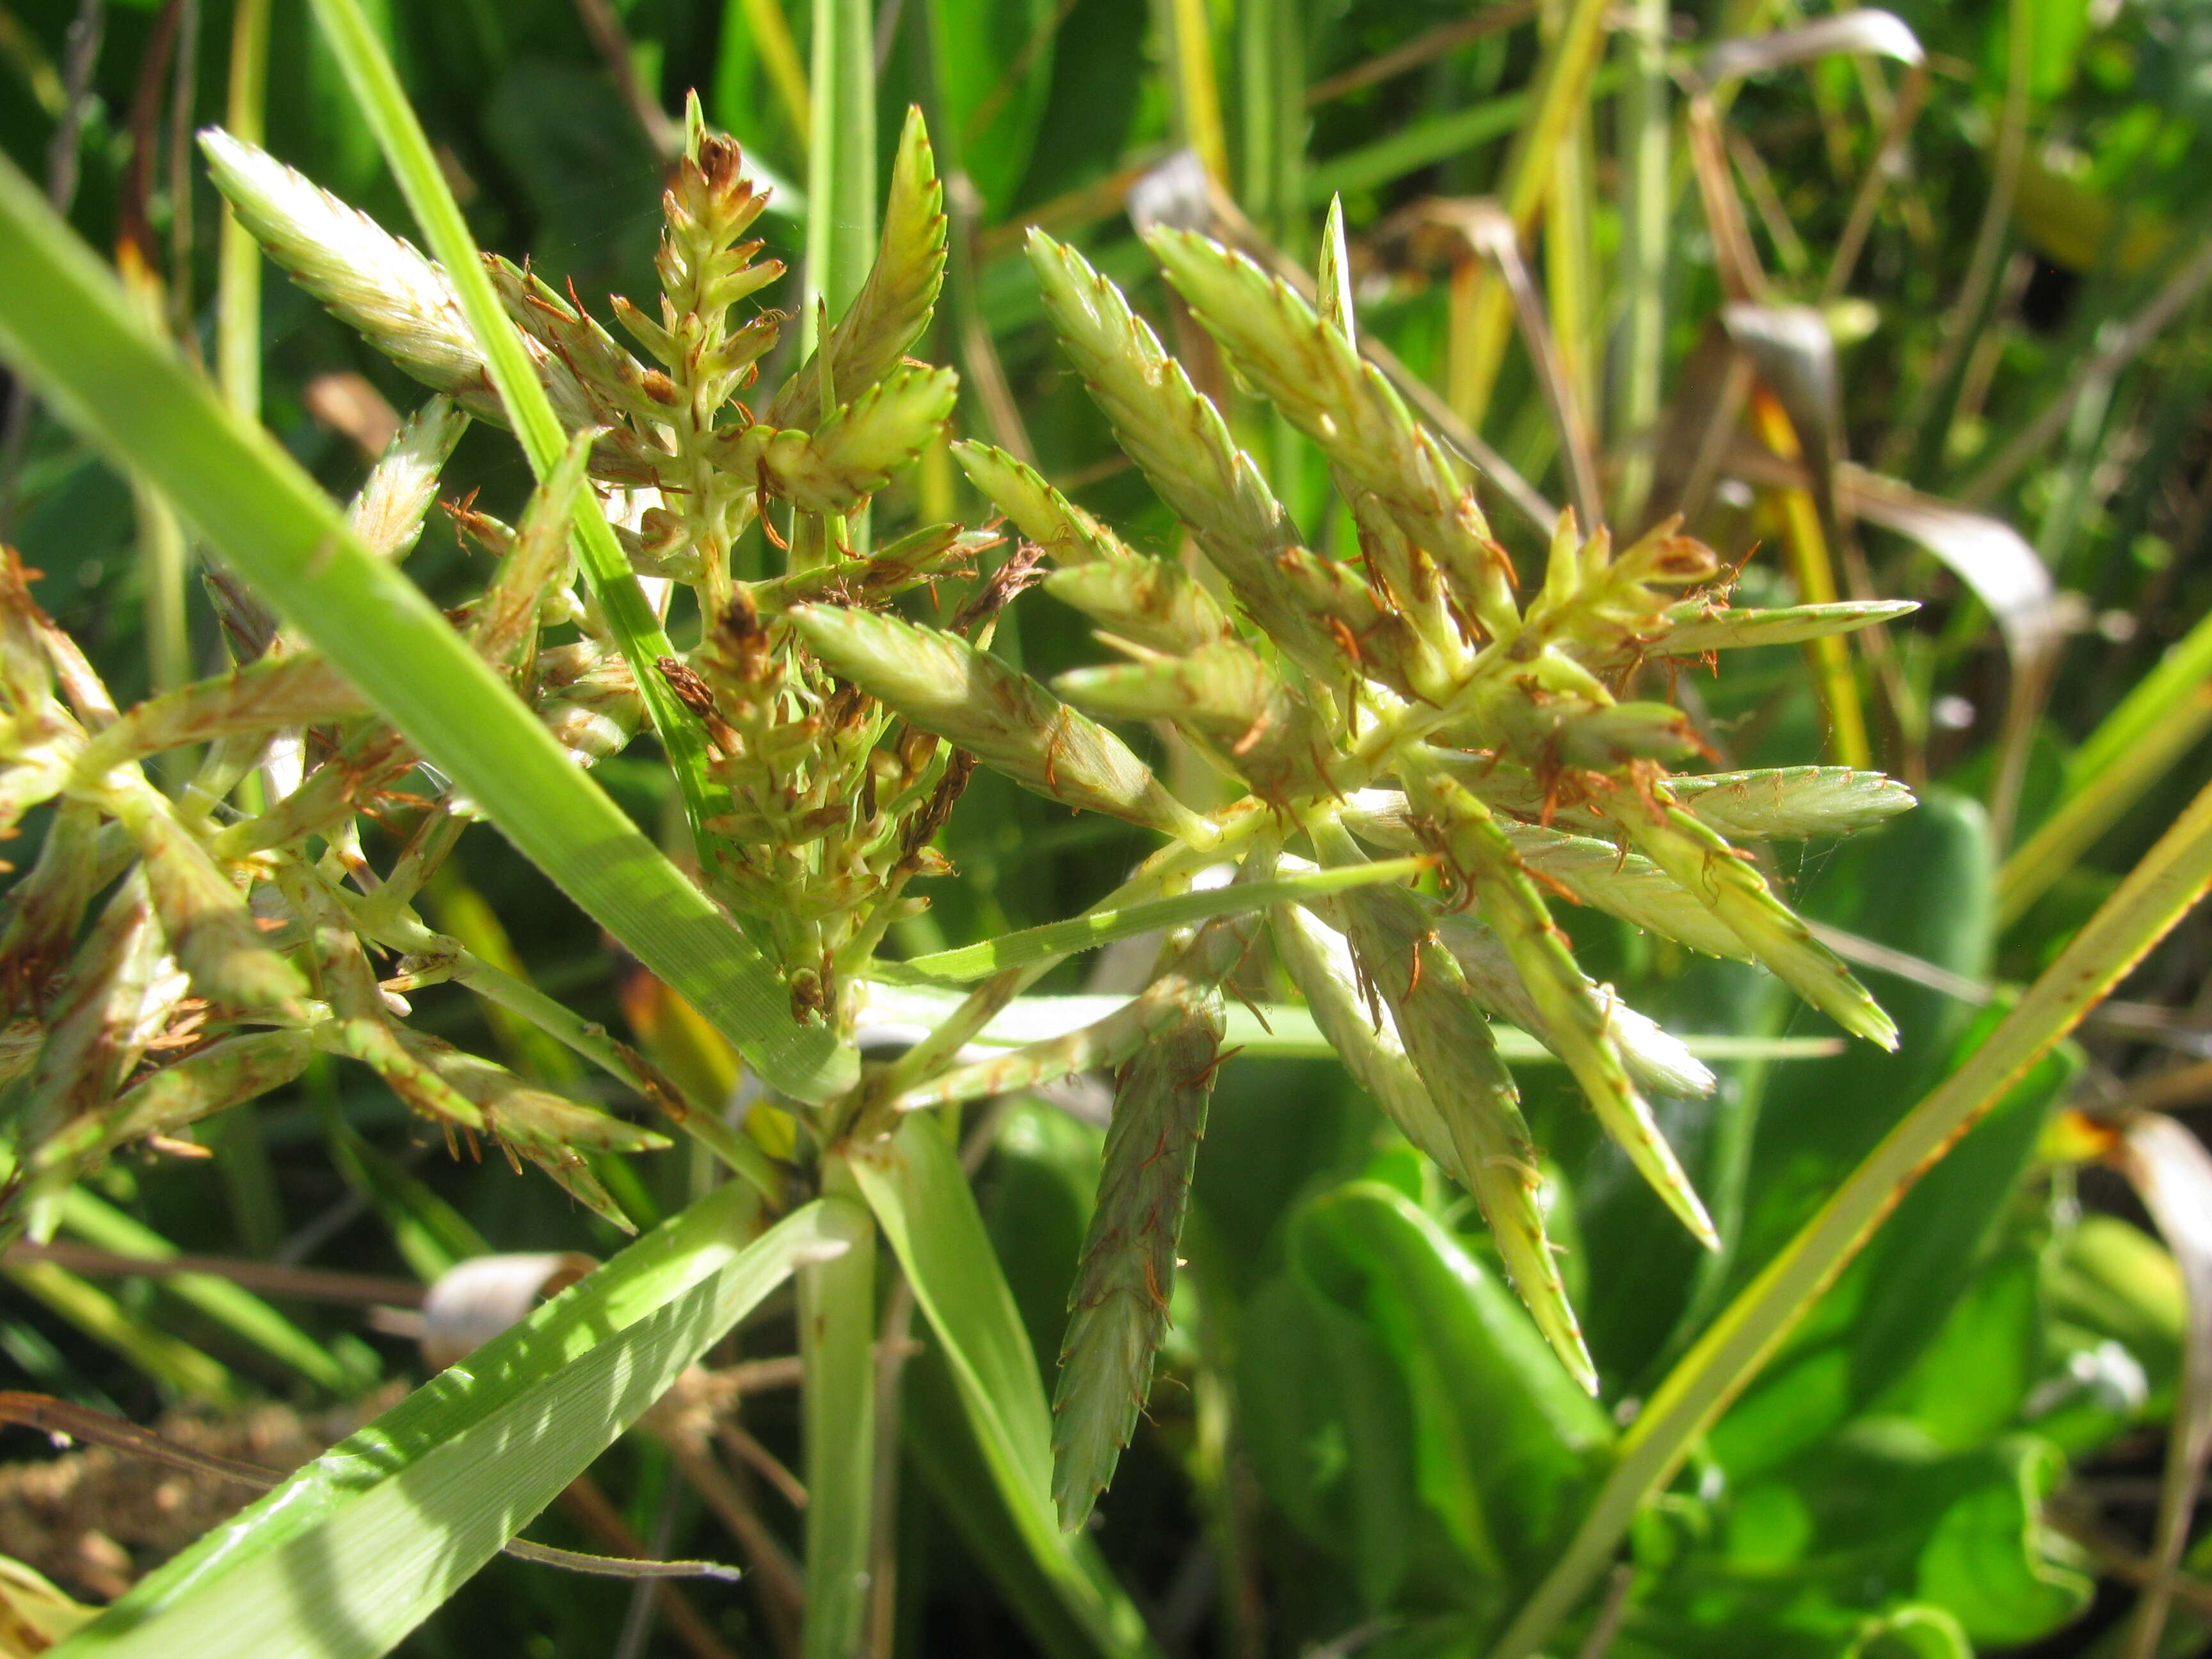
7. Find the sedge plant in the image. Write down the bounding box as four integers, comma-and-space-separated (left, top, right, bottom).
6, 5, 2210, 1655
4, 86, 1919, 1535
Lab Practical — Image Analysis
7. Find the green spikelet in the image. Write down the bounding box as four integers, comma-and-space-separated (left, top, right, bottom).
1654, 598, 1918, 656
767, 106, 947, 432
13, 872, 169, 1145
1056, 641, 1324, 799
1429, 911, 1717, 1100
952, 441, 1138, 566
1311, 821, 1596, 1391
0, 805, 109, 1014
1665, 767, 1919, 841
1344, 789, 1754, 960
1025, 232, 1339, 676
1410, 767, 1717, 1247
198, 131, 598, 434
110, 787, 307, 1018
735, 364, 959, 515
1052, 992, 1222, 1531
1147, 227, 1518, 640
1043, 557, 1231, 655
73, 657, 364, 777
1272, 900, 1481, 1186
28, 1030, 312, 1192
385, 1029, 668, 1232
1615, 799, 1900, 1048
472, 428, 593, 673
786, 604, 1204, 839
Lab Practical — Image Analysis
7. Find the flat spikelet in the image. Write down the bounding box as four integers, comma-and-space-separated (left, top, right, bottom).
1313, 824, 1595, 1390
786, 604, 1202, 839
1433, 912, 1717, 1099
1614, 800, 1900, 1048
1149, 226, 1514, 639
200, 132, 592, 431
111, 787, 306, 1018
1052, 994, 1222, 1531
1272, 902, 1480, 1187
1666, 767, 1918, 840
1043, 558, 1230, 655
1026, 233, 1338, 675
351, 397, 469, 561
769, 106, 947, 431
1411, 767, 1717, 1246
953, 441, 1137, 566
27, 1030, 313, 1195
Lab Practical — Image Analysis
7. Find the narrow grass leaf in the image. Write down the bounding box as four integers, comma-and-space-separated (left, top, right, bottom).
52, 1188, 851, 1659
849, 1116, 1157, 1659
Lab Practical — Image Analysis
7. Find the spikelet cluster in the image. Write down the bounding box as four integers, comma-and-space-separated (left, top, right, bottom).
5, 102, 1922, 1532
0, 104, 979, 1231
874, 211, 1911, 1517
0, 445, 663, 1235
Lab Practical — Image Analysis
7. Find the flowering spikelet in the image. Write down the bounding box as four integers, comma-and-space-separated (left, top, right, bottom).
1052, 993, 1222, 1531
1409, 765, 1718, 1246
1311, 821, 1594, 1388
786, 604, 1203, 839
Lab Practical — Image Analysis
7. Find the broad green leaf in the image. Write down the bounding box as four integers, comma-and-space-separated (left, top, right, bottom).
1234, 1274, 1422, 1609
0, 148, 853, 1105
1291, 1184, 1613, 1579
878, 856, 1431, 983
1706, 1041, 2072, 1477
848, 1115, 1157, 1659
52, 1187, 852, 1659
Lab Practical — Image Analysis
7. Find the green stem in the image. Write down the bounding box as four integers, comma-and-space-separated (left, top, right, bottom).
217, 0, 270, 421
1610, 0, 1668, 527
805, 0, 876, 341
305, 0, 722, 862
801, 1173, 879, 1659
1487, 776, 2212, 1659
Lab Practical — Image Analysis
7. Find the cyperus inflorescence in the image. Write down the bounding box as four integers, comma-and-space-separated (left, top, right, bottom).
0, 108, 1918, 1536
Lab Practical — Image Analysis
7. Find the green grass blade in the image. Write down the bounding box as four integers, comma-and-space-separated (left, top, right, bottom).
1486, 777, 2212, 1659
801, 1178, 877, 1659
52, 1189, 856, 1659
303, 0, 721, 854
804, 0, 877, 335
59, 1188, 373, 1395
849, 1115, 1158, 1659
1, 1259, 240, 1406
216, 0, 271, 419
0, 154, 854, 1104
876, 856, 1431, 983
1999, 602, 2212, 920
